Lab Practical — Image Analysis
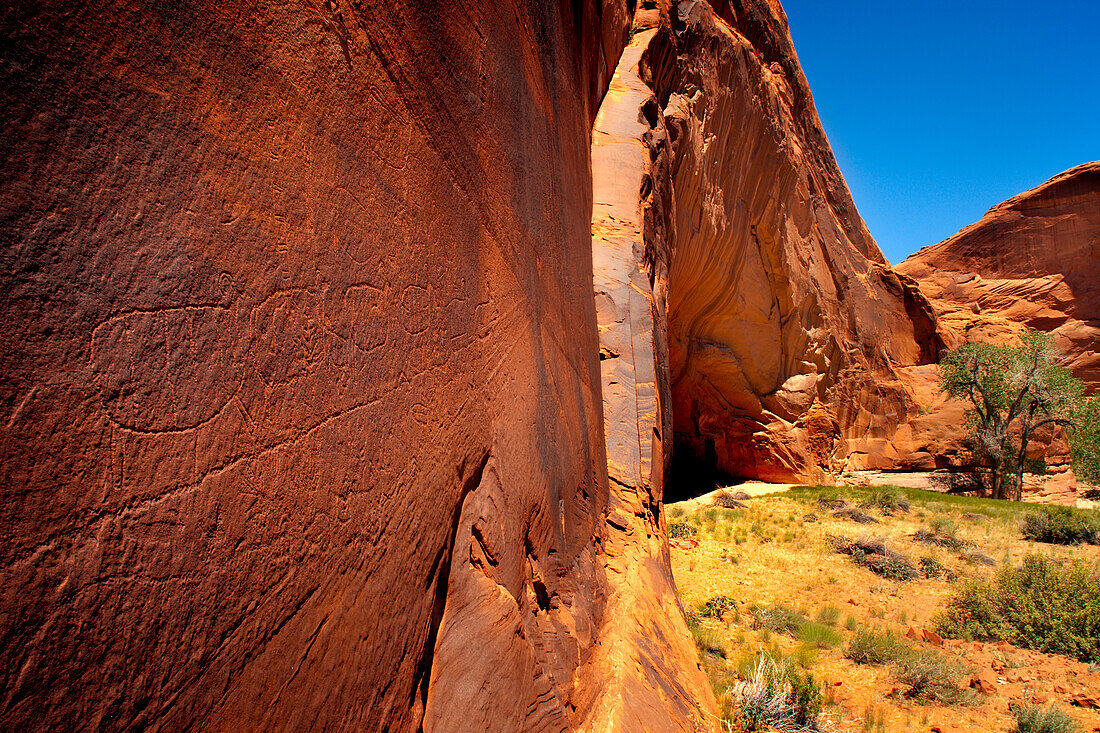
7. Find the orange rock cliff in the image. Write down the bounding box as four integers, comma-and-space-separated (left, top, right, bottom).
2, 0, 1096, 727
624, 0, 942, 489
860, 162, 1100, 496
899, 162, 1100, 389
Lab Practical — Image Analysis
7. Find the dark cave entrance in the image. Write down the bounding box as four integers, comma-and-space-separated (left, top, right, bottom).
663, 436, 746, 503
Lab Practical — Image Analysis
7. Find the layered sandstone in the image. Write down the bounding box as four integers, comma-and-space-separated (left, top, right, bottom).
0, 1, 717, 730
631, 0, 941, 486
853, 163, 1100, 495
899, 162, 1100, 388
586, 18, 716, 729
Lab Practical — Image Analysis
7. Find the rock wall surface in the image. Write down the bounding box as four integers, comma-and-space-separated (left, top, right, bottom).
0, 0, 718, 730
634, 0, 941, 485
899, 162, 1100, 388
587, 16, 717, 730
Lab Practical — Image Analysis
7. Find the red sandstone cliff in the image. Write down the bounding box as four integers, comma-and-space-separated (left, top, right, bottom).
0, 1, 716, 730
586, 15, 717, 728
899, 162, 1100, 388
4, 0, 1054, 727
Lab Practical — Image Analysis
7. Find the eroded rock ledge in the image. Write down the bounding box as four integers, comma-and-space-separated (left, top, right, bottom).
857, 162, 1100, 497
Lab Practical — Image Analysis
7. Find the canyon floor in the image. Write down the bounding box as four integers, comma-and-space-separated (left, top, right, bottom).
669, 485, 1100, 732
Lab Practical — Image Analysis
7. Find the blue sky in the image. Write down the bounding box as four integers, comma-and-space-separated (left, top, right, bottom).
782, 1, 1100, 264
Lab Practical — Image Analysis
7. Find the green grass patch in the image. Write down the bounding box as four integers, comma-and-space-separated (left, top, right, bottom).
789, 484, 1035, 522
815, 605, 841, 627
862, 485, 910, 514
797, 620, 843, 649
689, 622, 730, 660
846, 627, 969, 705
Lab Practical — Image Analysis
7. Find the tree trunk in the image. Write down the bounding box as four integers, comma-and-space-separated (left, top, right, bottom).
991, 459, 1005, 500
1016, 423, 1035, 502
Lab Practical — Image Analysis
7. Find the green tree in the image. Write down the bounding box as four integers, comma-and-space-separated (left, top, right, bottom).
937, 331, 1089, 500
1073, 396, 1100, 486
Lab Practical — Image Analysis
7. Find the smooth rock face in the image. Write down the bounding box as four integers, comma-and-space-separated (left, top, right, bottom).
0, 1, 671, 730
862, 163, 1100, 498
637, 0, 941, 485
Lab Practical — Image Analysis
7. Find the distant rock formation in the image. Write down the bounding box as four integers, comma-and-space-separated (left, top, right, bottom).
858, 163, 1100, 496
899, 162, 1100, 389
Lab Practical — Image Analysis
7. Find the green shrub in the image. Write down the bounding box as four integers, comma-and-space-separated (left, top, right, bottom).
1021, 505, 1100, 545
699, 594, 738, 619
668, 518, 699, 540
1072, 396, 1100, 487
1011, 703, 1078, 733
892, 649, 969, 704
936, 554, 1100, 663
788, 668, 824, 726
845, 627, 910, 666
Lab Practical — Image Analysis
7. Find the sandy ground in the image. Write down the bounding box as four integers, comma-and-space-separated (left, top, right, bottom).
668, 484, 1100, 732
672, 482, 797, 514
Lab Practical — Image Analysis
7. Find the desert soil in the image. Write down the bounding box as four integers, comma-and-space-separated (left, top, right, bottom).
669, 485, 1100, 732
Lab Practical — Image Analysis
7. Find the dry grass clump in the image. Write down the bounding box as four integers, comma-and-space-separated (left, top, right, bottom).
720, 655, 825, 732
912, 514, 966, 550
714, 491, 749, 509
892, 649, 970, 704
830, 535, 918, 581
845, 627, 970, 705
844, 627, 909, 666
750, 603, 806, 635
